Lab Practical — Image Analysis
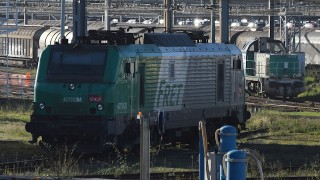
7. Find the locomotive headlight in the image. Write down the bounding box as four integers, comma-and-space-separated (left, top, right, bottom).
97, 104, 104, 111
69, 83, 75, 90
39, 102, 45, 110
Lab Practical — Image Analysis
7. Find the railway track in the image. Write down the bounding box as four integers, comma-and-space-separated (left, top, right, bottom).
0, 172, 317, 180
0, 158, 50, 174
246, 96, 320, 112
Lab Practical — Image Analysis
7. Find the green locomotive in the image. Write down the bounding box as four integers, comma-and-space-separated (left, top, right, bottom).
242, 37, 305, 98
26, 31, 250, 152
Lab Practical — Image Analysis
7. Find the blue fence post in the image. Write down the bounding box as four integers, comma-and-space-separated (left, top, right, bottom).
199, 129, 205, 180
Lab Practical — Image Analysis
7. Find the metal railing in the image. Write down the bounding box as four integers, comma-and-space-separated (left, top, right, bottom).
0, 73, 34, 100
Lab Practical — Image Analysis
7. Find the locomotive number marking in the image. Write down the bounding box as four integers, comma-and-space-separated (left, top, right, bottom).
62, 97, 83, 103
117, 102, 127, 110
156, 80, 183, 107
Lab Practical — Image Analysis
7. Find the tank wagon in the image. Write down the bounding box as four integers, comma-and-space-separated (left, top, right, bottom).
231, 31, 305, 98
298, 30, 320, 65
25, 30, 250, 153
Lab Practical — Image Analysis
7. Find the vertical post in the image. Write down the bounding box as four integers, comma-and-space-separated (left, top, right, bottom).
140, 115, 150, 180
268, 0, 274, 40
61, 0, 65, 40
78, 0, 86, 38
219, 0, 229, 43
298, 16, 301, 52
72, 0, 87, 43
164, 0, 172, 33
104, 0, 110, 30
5, 0, 9, 98
279, 15, 282, 42
172, 0, 175, 26
284, 16, 288, 50
20, 76, 23, 99
24, 0, 28, 25
199, 128, 205, 180
72, 0, 78, 43
210, 0, 215, 43
6, 0, 9, 19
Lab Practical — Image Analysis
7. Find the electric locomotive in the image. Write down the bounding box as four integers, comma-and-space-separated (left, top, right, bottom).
25, 30, 250, 153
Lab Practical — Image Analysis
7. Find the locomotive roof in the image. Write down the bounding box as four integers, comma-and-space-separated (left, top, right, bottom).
143, 33, 195, 47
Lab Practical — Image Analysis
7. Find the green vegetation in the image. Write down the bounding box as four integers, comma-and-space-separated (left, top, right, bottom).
297, 66, 320, 101
242, 111, 320, 144
0, 109, 30, 123
0, 100, 38, 159
266, 110, 320, 117
239, 111, 320, 177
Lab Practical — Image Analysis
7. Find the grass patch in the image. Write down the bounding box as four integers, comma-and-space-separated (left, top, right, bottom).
239, 111, 320, 173
297, 66, 320, 101
0, 109, 30, 123
0, 98, 32, 123
244, 111, 320, 137
0, 121, 30, 141
265, 110, 320, 117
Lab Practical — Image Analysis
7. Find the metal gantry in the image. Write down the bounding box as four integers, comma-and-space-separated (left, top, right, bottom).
2, 0, 320, 18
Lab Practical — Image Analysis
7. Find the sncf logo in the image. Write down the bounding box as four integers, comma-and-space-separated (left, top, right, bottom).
88, 95, 103, 102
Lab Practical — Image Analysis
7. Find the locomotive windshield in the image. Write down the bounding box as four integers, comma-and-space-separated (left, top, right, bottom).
267, 40, 287, 53
47, 45, 107, 82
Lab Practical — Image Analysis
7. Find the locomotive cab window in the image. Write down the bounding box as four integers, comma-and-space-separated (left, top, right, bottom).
267, 40, 287, 53
47, 45, 107, 82
232, 56, 242, 70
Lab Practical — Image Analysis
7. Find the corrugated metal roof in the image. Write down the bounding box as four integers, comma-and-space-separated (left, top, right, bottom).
0, 26, 45, 38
